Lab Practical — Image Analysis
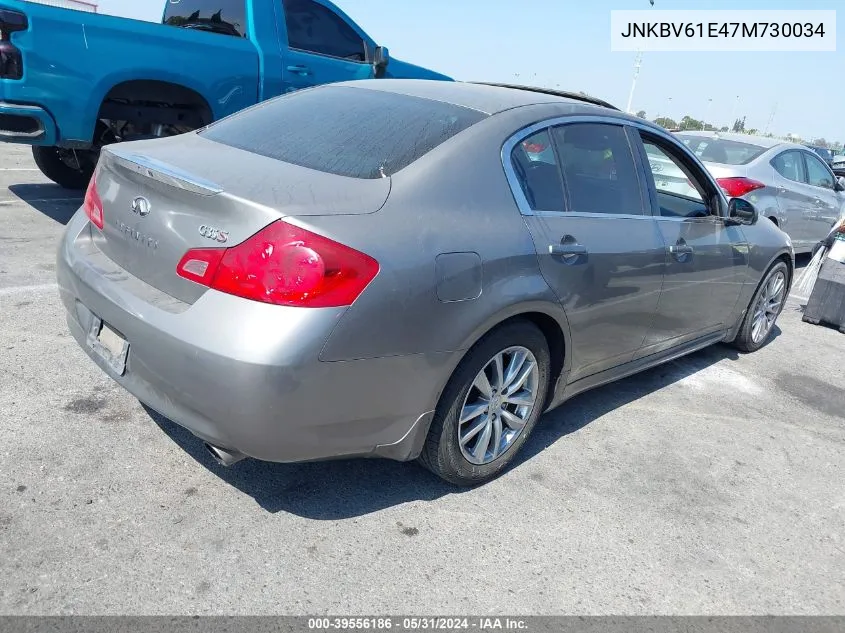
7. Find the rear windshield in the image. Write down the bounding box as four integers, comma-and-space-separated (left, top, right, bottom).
200, 86, 487, 179
677, 135, 767, 165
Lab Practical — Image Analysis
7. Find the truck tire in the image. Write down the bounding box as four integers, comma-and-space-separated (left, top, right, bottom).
32, 146, 95, 190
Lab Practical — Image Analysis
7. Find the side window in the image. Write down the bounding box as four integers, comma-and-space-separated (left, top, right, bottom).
640, 136, 711, 219
772, 151, 807, 183
805, 153, 834, 189
163, 0, 246, 37
283, 0, 366, 61
510, 129, 565, 212
552, 123, 643, 215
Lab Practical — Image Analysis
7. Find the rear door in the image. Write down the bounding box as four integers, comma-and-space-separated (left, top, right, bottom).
507, 121, 665, 382
631, 131, 747, 353
279, 0, 374, 93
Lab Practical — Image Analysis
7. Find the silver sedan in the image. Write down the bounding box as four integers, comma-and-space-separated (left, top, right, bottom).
675, 131, 845, 253
57, 81, 793, 486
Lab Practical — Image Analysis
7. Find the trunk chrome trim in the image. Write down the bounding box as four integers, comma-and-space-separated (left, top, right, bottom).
103, 147, 223, 196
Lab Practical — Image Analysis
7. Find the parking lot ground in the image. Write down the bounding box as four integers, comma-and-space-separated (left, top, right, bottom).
1, 143, 844, 615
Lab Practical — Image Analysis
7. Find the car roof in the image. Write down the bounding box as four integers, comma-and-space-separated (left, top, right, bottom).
337, 79, 629, 117
674, 130, 806, 151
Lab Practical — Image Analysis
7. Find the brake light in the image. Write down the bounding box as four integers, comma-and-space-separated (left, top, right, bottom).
0, 9, 28, 80
176, 220, 379, 308
83, 168, 103, 230
716, 177, 765, 198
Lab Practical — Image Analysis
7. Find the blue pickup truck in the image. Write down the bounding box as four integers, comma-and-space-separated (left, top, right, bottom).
0, 0, 450, 188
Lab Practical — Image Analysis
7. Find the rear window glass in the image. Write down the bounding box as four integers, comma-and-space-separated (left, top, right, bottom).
200, 86, 487, 179
678, 135, 767, 165
163, 0, 246, 37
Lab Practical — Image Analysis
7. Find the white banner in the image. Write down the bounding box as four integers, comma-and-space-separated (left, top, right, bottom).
611, 10, 836, 52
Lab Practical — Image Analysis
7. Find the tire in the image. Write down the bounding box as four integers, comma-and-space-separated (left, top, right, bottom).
732, 261, 790, 353
32, 145, 95, 190
418, 320, 551, 486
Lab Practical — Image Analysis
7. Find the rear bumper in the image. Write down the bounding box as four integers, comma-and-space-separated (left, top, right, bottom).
0, 101, 56, 145
56, 210, 448, 464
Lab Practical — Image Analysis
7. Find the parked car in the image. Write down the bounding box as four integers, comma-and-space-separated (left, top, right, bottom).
832, 155, 845, 179
676, 131, 845, 254
0, 0, 450, 188
807, 145, 834, 166
57, 81, 794, 486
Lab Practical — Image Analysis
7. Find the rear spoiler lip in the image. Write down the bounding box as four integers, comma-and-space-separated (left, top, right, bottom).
103, 145, 223, 196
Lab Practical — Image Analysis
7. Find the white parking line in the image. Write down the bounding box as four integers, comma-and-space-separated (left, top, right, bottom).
0, 168, 41, 171
0, 198, 82, 205
0, 283, 59, 297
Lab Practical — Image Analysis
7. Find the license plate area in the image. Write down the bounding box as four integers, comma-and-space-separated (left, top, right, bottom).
86, 316, 129, 375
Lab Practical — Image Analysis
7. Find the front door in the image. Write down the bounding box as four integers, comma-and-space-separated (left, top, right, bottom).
632, 131, 748, 353
771, 149, 816, 247
802, 151, 843, 239
280, 0, 375, 93
508, 122, 666, 382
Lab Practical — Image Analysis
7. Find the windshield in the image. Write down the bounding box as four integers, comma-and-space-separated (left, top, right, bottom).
200, 86, 486, 179
677, 135, 767, 165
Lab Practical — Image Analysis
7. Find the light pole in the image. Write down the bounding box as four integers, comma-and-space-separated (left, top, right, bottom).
624, 0, 655, 113
703, 98, 713, 130
729, 95, 740, 131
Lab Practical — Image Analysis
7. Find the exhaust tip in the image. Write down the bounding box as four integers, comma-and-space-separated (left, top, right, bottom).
204, 442, 246, 467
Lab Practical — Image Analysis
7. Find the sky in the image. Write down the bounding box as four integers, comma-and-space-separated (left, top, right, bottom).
96, 0, 843, 143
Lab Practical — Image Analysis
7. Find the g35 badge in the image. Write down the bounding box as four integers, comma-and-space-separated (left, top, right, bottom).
199, 224, 229, 244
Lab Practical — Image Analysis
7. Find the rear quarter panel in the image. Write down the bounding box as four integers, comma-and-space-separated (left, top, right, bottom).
315, 107, 570, 363
0, 1, 262, 144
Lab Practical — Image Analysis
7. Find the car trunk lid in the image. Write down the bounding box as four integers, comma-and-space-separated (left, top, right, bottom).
91, 134, 391, 304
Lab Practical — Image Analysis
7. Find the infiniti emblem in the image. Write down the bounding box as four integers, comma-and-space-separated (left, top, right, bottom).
131, 196, 151, 217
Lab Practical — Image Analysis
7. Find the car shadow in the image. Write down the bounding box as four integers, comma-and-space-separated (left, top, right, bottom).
146, 342, 746, 519
8, 183, 83, 225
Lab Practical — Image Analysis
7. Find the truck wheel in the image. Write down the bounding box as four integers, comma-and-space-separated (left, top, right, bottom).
32, 146, 96, 190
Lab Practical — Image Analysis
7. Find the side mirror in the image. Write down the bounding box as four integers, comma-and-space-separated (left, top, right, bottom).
836, 176, 845, 192
728, 198, 758, 226
373, 46, 390, 77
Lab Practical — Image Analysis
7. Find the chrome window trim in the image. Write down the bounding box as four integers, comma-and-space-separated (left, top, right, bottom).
502, 115, 689, 217
502, 114, 729, 218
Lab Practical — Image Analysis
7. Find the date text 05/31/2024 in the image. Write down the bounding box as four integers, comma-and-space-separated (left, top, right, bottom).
620, 22, 826, 38
307, 617, 529, 630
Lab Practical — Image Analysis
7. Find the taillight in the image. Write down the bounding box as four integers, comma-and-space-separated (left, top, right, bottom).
716, 177, 766, 198
176, 220, 379, 308
83, 167, 103, 230
0, 10, 28, 80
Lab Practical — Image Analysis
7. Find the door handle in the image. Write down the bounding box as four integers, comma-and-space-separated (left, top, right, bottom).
549, 243, 588, 256
813, 197, 825, 206
286, 64, 312, 76
669, 241, 694, 262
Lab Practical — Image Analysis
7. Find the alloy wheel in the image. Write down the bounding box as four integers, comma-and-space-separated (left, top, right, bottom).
751, 270, 786, 343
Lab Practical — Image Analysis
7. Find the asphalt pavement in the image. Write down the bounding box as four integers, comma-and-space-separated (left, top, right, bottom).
1, 143, 843, 615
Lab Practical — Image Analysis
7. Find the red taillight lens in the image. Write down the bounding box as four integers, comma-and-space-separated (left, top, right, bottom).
716, 177, 766, 198
177, 220, 379, 308
83, 168, 103, 230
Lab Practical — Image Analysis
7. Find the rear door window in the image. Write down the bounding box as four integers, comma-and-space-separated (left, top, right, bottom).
552, 123, 644, 216
282, 0, 367, 61
772, 151, 807, 183
163, 0, 246, 37
200, 85, 486, 178
510, 129, 566, 212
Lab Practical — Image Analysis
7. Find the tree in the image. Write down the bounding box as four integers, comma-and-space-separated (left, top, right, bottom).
812, 138, 829, 148
635, 110, 647, 119
653, 117, 677, 129
720, 126, 729, 132
679, 115, 704, 131
746, 128, 759, 136
731, 117, 746, 133
832, 141, 843, 153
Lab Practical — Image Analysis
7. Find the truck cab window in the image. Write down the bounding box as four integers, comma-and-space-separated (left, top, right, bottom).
163, 0, 246, 37
283, 0, 366, 61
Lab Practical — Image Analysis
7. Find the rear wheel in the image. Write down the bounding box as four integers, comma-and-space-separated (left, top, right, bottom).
419, 321, 550, 486
32, 145, 96, 190
732, 261, 789, 353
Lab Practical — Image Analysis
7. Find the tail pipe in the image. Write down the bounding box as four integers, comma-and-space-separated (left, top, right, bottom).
203, 442, 246, 467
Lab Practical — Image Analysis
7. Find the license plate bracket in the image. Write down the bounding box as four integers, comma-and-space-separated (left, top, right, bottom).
86, 316, 129, 376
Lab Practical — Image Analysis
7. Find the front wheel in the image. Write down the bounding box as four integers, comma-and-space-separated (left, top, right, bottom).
418, 321, 551, 486
32, 145, 96, 190
732, 261, 789, 353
